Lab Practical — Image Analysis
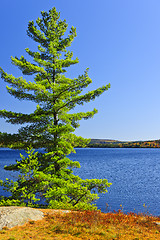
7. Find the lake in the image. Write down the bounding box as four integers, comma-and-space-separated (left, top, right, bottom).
0, 148, 160, 216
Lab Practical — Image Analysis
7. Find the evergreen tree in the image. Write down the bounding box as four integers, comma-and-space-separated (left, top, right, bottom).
0, 7, 111, 209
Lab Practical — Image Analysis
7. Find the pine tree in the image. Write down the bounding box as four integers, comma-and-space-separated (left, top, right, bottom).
0, 7, 111, 209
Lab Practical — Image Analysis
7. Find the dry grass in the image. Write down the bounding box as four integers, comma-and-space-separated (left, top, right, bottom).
0, 209, 160, 239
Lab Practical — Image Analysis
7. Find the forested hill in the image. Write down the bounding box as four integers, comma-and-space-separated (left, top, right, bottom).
87, 139, 160, 148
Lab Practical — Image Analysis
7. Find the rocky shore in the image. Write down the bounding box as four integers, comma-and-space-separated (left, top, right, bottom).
0, 206, 44, 229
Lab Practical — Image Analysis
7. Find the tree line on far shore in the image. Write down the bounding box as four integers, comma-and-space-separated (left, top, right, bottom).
87, 139, 160, 148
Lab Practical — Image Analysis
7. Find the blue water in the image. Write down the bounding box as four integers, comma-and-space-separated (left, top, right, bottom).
0, 148, 160, 216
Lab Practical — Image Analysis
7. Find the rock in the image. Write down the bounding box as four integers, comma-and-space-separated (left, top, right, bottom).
155, 221, 160, 225
0, 206, 44, 229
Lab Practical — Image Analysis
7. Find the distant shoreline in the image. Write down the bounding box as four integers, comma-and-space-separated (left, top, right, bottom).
1, 139, 160, 149
87, 139, 160, 148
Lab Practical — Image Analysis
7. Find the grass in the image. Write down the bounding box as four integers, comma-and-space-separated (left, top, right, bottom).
0, 209, 160, 239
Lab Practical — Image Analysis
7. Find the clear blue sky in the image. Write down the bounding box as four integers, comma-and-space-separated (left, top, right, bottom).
0, 0, 160, 141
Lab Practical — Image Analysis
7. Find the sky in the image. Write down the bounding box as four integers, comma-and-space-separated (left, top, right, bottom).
0, 0, 160, 141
